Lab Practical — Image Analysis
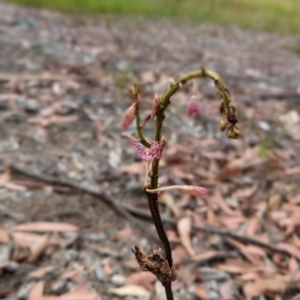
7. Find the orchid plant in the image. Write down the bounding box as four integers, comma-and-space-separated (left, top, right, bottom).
121, 68, 240, 300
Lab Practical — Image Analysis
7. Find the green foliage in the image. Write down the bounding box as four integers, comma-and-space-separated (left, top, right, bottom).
4, 0, 300, 34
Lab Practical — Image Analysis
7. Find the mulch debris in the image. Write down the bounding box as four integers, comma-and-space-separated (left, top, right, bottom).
0, 2, 300, 300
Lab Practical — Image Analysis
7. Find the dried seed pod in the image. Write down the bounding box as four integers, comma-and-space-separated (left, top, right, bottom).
220, 117, 228, 131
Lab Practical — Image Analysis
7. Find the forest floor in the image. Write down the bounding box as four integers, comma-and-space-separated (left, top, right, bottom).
0, 2, 300, 300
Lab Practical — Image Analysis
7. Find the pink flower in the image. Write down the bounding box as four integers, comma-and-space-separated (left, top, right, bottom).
132, 140, 166, 163
146, 185, 208, 196
120, 104, 136, 129
187, 95, 201, 117
182, 185, 208, 196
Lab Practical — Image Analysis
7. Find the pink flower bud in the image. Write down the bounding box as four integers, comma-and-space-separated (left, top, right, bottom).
146, 184, 207, 196
187, 95, 201, 117
120, 104, 136, 129
132, 142, 152, 163
132, 139, 166, 163
182, 185, 208, 196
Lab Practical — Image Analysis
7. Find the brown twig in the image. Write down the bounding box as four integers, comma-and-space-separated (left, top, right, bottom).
9, 164, 159, 242
122, 203, 292, 257
10, 164, 292, 258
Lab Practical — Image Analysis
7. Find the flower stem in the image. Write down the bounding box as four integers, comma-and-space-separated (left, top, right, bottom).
135, 102, 151, 148
137, 68, 234, 300
144, 189, 173, 268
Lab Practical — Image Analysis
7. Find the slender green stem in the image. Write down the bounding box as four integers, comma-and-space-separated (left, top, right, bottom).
154, 68, 231, 141
135, 102, 151, 148
138, 68, 233, 300
150, 68, 232, 280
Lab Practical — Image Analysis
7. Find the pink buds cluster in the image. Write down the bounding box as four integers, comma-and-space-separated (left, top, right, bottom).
120, 103, 136, 129
187, 95, 201, 118
132, 138, 166, 164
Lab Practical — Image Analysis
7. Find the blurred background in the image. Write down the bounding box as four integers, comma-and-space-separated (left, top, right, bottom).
3, 0, 300, 33
0, 1, 300, 300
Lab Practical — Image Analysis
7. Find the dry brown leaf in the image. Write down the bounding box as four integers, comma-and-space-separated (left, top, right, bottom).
102, 258, 113, 276
4, 181, 27, 191
277, 243, 300, 260
12, 246, 30, 262
289, 194, 300, 204
27, 117, 49, 126
125, 271, 156, 292
201, 150, 226, 160
12, 222, 78, 232
166, 228, 180, 243
12, 232, 44, 247
235, 184, 258, 199
86, 244, 119, 257
0, 227, 9, 243
117, 162, 145, 175
217, 259, 257, 274
0, 169, 11, 186
97, 133, 114, 145
27, 235, 49, 263
29, 281, 44, 300
226, 238, 263, 265
192, 250, 226, 262
121, 259, 140, 270
115, 228, 133, 240
246, 216, 260, 236
28, 266, 55, 278
243, 281, 256, 298
206, 208, 220, 226
177, 217, 195, 257
172, 246, 188, 266
48, 115, 79, 125
217, 264, 248, 274
245, 245, 266, 257
194, 283, 207, 299
165, 142, 193, 156
210, 187, 241, 217
42, 289, 101, 300
220, 216, 245, 230
40, 105, 57, 117
240, 272, 261, 281
171, 167, 194, 180
245, 277, 286, 297
109, 285, 150, 297
285, 166, 300, 176
289, 257, 299, 273
219, 280, 234, 300
292, 234, 300, 248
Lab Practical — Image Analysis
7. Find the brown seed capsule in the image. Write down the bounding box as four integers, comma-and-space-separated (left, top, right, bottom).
220, 117, 228, 131
227, 130, 233, 139
233, 126, 241, 138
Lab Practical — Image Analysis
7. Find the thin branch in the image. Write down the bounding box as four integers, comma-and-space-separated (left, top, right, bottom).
135, 102, 151, 148
10, 164, 292, 258
9, 164, 159, 242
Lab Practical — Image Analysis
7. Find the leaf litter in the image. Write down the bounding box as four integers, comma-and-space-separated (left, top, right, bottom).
0, 1, 300, 299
